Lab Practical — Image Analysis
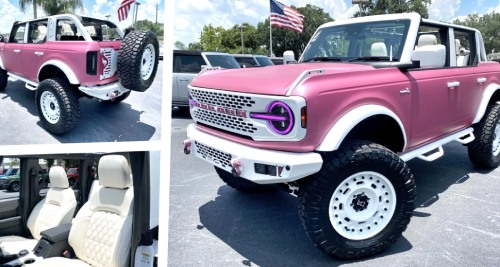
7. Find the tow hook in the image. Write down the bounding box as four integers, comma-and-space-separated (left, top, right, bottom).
183, 139, 192, 155
231, 158, 242, 177
108, 91, 118, 101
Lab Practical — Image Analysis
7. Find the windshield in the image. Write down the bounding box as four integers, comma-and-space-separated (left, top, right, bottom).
301, 20, 410, 63
4, 168, 18, 176
205, 54, 241, 69
255, 56, 274, 66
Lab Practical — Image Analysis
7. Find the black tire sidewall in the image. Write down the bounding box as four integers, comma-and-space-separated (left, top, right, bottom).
10, 182, 19, 192
35, 78, 80, 135
299, 141, 415, 258
118, 31, 159, 92
468, 104, 500, 168
0, 69, 7, 90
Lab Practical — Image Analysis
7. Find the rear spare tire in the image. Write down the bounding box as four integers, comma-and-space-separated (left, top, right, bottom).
35, 78, 80, 135
117, 31, 159, 92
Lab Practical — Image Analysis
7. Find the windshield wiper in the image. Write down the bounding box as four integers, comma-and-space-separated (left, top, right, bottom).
346, 56, 398, 62
302, 56, 343, 62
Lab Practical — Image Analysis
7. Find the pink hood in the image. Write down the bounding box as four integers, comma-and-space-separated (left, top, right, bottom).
190, 63, 375, 96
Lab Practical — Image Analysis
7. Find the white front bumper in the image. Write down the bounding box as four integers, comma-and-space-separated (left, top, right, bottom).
186, 124, 323, 184
78, 82, 129, 100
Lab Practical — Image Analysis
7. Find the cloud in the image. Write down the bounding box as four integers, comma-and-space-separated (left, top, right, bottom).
429, 0, 462, 21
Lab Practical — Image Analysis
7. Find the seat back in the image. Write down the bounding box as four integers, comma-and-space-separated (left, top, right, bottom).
26, 166, 77, 240
371, 42, 387, 56
68, 155, 133, 267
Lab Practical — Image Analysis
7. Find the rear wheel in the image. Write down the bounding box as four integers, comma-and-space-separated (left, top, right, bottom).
0, 69, 7, 90
215, 167, 268, 193
118, 31, 159, 92
35, 78, 80, 135
298, 140, 415, 259
9, 182, 19, 192
468, 103, 500, 168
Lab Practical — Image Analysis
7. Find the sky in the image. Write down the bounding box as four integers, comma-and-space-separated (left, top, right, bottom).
0, 0, 165, 34
174, 0, 500, 45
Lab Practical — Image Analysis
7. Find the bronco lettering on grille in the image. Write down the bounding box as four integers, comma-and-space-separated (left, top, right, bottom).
190, 100, 247, 118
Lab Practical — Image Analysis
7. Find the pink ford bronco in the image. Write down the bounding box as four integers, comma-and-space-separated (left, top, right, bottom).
0, 14, 159, 134
184, 13, 500, 258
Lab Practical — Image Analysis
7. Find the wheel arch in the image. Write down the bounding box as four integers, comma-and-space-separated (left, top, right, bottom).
38, 60, 79, 84
473, 82, 500, 123
316, 105, 407, 153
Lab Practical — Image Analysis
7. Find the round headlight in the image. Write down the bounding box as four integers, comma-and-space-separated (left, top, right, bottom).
268, 101, 294, 135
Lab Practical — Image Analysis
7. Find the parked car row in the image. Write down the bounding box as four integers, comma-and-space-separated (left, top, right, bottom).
0, 167, 79, 192
172, 49, 282, 107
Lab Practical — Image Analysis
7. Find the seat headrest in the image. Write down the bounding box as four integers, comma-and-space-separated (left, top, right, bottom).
455, 39, 461, 55
371, 42, 387, 56
98, 155, 132, 189
49, 166, 69, 189
418, 34, 437, 47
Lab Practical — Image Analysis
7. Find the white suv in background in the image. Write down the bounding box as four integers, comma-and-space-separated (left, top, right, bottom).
232, 54, 274, 68
172, 50, 240, 107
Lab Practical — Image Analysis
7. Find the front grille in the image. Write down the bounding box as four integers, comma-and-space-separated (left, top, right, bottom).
191, 89, 256, 109
195, 142, 231, 168
194, 109, 258, 133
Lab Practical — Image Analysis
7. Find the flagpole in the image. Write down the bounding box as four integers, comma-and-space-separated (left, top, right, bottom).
269, 21, 273, 57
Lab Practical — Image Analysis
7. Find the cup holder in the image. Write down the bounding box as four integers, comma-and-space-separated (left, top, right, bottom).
23, 258, 35, 264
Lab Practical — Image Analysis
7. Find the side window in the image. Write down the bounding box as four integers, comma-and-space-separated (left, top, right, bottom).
9, 24, 26, 43
175, 55, 204, 73
416, 24, 449, 67
0, 158, 20, 198
28, 20, 49, 44
56, 19, 83, 41
38, 159, 81, 197
236, 57, 256, 67
454, 29, 476, 67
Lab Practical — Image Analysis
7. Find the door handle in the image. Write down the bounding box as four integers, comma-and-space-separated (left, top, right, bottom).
13, 49, 21, 53
447, 81, 460, 88
34, 51, 44, 56
179, 78, 189, 82
477, 77, 487, 84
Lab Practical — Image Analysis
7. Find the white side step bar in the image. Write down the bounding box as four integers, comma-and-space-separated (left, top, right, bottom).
400, 128, 475, 162
7, 72, 38, 91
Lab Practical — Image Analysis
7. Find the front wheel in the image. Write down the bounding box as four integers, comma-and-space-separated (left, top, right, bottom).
298, 140, 415, 259
468, 103, 500, 168
35, 78, 80, 135
9, 182, 19, 192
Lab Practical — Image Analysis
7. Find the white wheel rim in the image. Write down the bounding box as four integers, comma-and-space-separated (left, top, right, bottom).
40, 91, 60, 124
329, 171, 397, 240
141, 43, 155, 80
493, 122, 500, 156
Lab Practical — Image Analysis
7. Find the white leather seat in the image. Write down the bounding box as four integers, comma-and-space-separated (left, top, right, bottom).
456, 39, 470, 66
371, 42, 387, 56
418, 34, 438, 47
0, 167, 76, 256
38, 155, 134, 267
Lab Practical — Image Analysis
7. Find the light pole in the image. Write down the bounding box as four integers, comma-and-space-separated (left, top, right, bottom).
133, 2, 141, 29
238, 25, 246, 54
105, 15, 111, 20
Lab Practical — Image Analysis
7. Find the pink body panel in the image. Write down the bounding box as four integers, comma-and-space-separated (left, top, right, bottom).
193, 61, 500, 153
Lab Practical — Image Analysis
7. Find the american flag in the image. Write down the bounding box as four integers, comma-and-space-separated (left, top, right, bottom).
118, 0, 135, 22
270, 0, 304, 33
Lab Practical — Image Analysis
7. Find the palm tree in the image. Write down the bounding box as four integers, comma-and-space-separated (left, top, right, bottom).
19, 0, 83, 18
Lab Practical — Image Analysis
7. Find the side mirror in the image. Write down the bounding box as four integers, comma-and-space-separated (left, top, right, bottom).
283, 50, 296, 65
411, 45, 446, 68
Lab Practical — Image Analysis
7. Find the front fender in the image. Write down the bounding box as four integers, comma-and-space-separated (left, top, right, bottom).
315, 105, 407, 152
473, 82, 500, 124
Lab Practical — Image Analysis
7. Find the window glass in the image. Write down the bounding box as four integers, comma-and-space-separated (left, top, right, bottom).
454, 29, 476, 66
28, 20, 49, 44
9, 24, 26, 43
0, 158, 20, 199
255, 56, 274, 66
205, 54, 241, 69
174, 54, 205, 73
235, 57, 256, 67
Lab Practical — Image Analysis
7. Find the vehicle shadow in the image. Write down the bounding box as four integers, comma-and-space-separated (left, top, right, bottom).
171, 106, 192, 119
198, 142, 488, 266
3, 81, 156, 143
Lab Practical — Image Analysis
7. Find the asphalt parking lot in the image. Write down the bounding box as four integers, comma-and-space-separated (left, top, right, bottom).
169, 108, 500, 267
0, 61, 163, 145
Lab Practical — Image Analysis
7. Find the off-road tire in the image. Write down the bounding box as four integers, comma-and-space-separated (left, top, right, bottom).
9, 182, 19, 192
103, 91, 131, 104
35, 77, 80, 135
298, 140, 416, 259
118, 31, 159, 92
468, 103, 500, 168
0, 69, 8, 90
215, 167, 268, 193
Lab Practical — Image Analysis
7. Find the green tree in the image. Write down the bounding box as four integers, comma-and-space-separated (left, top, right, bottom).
354, 0, 431, 18
257, 4, 333, 57
220, 23, 260, 54
453, 12, 500, 54
187, 42, 203, 50
136, 20, 164, 36
19, 0, 39, 18
200, 24, 225, 51
175, 41, 186, 50
39, 0, 83, 15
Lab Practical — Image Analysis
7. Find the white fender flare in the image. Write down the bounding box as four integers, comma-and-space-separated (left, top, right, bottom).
473, 82, 500, 124
38, 60, 79, 84
316, 105, 407, 152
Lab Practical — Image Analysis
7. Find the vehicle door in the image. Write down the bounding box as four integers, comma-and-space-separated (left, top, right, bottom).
3, 23, 27, 76
21, 19, 49, 82
405, 25, 466, 147
0, 157, 23, 237
173, 53, 204, 106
